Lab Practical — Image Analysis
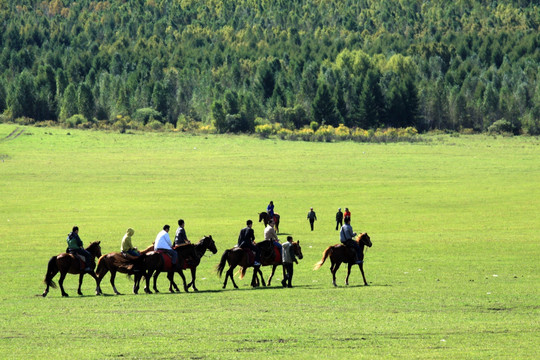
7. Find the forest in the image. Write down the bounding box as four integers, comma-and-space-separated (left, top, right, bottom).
1, 0, 539, 134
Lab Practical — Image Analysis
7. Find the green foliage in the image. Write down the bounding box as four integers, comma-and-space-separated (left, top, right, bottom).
132, 108, 163, 125
0, 1, 538, 133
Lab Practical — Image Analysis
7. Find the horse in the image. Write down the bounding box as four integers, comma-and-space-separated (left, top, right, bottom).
216, 241, 274, 289
249, 240, 303, 286
163, 235, 218, 292
95, 251, 147, 295
313, 233, 372, 286
259, 212, 280, 233
42, 241, 102, 297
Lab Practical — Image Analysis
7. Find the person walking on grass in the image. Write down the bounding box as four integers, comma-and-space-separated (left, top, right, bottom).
335, 208, 343, 231
281, 236, 298, 288
307, 207, 317, 231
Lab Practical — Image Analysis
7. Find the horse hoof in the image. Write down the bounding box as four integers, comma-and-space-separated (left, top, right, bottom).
42, 292, 48, 297
62, 293, 69, 297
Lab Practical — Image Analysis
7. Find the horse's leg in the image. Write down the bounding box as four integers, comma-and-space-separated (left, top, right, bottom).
59, 271, 69, 297
77, 273, 84, 296
331, 262, 341, 287
259, 267, 266, 287
87, 270, 100, 296
267, 265, 276, 286
110, 270, 121, 295
133, 273, 140, 294
167, 271, 177, 293
359, 263, 368, 286
153, 271, 160, 293
189, 268, 197, 292
346, 263, 353, 286
144, 270, 153, 294
225, 267, 238, 289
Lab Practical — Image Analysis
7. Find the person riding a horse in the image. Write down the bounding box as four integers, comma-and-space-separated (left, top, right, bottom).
154, 225, 178, 268
238, 220, 261, 266
339, 217, 362, 264
264, 219, 282, 259
267, 201, 276, 223
66, 226, 92, 271
121, 228, 140, 257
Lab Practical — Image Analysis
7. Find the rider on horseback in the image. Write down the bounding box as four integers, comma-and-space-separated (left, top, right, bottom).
264, 219, 282, 258
154, 225, 178, 268
339, 217, 362, 264
66, 226, 92, 271
121, 228, 140, 257
238, 220, 261, 266
267, 201, 276, 223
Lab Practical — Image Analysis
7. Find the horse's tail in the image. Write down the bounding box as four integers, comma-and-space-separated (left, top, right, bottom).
313, 246, 334, 270
239, 266, 246, 280
216, 249, 230, 277
43, 256, 58, 289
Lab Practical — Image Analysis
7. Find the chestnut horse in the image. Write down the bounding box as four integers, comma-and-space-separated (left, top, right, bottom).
258, 212, 280, 233
249, 240, 303, 286
216, 240, 275, 289
42, 241, 102, 297
162, 235, 218, 292
95, 251, 147, 295
313, 233, 372, 286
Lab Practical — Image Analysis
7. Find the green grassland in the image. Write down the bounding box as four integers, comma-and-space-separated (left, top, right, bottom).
0, 124, 538, 359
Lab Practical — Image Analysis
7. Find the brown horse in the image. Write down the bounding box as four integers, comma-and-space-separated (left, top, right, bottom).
95, 251, 147, 295
250, 240, 303, 286
42, 241, 102, 297
216, 241, 275, 289
259, 212, 280, 233
163, 235, 218, 292
313, 233, 372, 286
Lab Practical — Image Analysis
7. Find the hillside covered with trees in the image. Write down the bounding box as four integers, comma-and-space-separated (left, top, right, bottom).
1, 0, 539, 134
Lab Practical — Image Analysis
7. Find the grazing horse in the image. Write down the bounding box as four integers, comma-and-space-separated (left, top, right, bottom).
95, 252, 147, 295
259, 212, 280, 233
42, 241, 102, 297
313, 233, 372, 286
164, 235, 218, 292
250, 240, 303, 286
216, 241, 274, 289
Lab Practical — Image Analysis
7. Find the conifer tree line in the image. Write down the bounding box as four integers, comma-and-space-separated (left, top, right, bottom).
1, 0, 539, 134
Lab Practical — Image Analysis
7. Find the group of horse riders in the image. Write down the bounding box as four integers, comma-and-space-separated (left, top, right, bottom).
66, 219, 192, 272
65, 201, 359, 273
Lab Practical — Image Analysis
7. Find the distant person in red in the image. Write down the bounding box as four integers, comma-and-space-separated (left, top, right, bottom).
344, 207, 351, 221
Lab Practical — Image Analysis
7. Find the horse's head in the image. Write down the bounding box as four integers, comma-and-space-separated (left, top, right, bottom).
357, 233, 372, 247
258, 212, 264, 222
87, 241, 102, 258
293, 241, 303, 260
203, 235, 218, 254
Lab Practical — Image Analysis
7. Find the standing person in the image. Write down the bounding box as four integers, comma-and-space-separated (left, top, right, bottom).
339, 217, 361, 264
154, 225, 177, 267
66, 226, 91, 271
335, 208, 343, 231
267, 201, 275, 223
121, 227, 139, 257
237, 220, 261, 266
264, 219, 282, 257
307, 207, 317, 231
281, 236, 298, 288
344, 207, 351, 221
174, 219, 191, 246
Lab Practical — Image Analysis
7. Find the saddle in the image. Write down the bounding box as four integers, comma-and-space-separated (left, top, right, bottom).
154, 250, 175, 271
235, 246, 255, 265
339, 243, 359, 263
68, 253, 86, 270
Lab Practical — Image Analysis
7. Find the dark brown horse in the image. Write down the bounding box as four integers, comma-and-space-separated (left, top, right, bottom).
216, 241, 275, 289
259, 212, 280, 233
95, 251, 147, 295
313, 233, 372, 286
250, 240, 303, 286
164, 235, 218, 292
42, 241, 102, 297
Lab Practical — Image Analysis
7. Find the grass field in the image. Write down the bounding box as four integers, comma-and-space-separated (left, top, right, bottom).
0, 124, 538, 359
